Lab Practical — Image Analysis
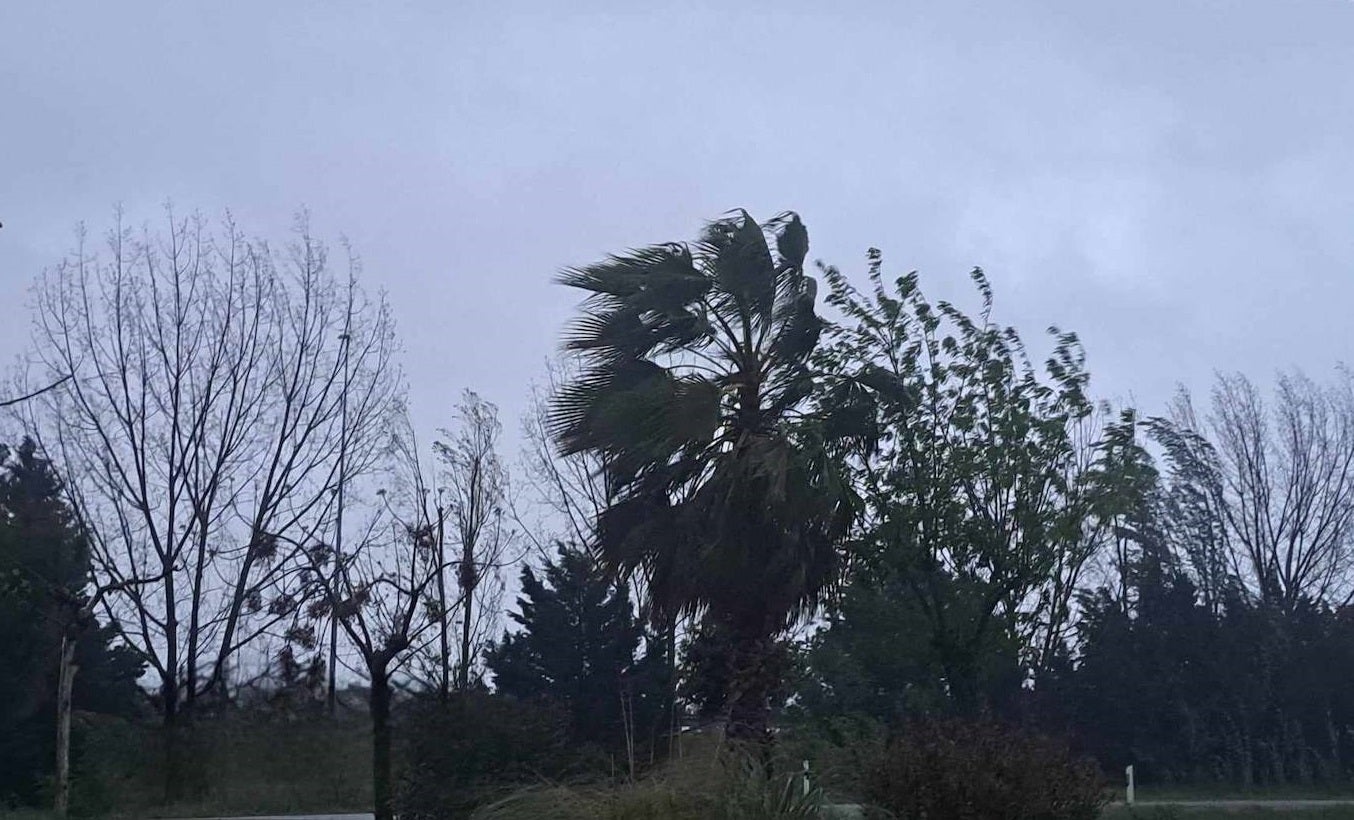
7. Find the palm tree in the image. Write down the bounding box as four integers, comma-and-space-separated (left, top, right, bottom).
551, 209, 855, 744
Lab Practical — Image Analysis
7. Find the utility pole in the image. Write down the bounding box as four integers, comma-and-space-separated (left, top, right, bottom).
328, 286, 354, 716
436, 502, 449, 701
54, 632, 77, 818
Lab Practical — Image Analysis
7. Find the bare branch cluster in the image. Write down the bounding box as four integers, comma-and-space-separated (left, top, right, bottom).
16, 208, 403, 720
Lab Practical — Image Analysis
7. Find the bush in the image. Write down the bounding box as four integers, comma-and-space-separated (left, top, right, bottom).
396, 691, 575, 819
468, 746, 823, 820
862, 717, 1107, 820
774, 714, 888, 804
70, 712, 371, 817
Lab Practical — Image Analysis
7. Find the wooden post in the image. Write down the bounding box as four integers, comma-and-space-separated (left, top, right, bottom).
55, 634, 79, 818
1125, 764, 1135, 805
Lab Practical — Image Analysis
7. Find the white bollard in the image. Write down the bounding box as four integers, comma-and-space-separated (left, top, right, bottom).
1126, 764, 1135, 805
803, 759, 811, 797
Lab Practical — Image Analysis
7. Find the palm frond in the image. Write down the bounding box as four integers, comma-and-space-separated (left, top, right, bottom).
553, 208, 854, 665
695, 210, 777, 321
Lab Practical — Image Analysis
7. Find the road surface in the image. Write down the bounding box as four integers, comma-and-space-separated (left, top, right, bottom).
165, 800, 1354, 818
1111, 799, 1354, 812
164, 815, 373, 820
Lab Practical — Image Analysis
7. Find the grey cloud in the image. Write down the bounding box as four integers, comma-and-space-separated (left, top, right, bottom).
2, 0, 1352, 444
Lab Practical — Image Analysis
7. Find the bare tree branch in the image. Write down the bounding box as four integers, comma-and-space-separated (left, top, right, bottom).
0, 374, 71, 408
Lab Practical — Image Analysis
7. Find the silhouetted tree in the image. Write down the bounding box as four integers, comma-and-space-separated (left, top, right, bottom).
299, 413, 444, 820
486, 543, 669, 760
552, 210, 855, 745
0, 439, 143, 809
1148, 370, 1354, 614
20, 209, 400, 724
436, 390, 513, 694
814, 254, 1123, 712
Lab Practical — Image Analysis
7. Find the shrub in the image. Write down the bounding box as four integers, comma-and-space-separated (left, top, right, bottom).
467, 746, 823, 820
774, 714, 888, 804
862, 716, 1107, 820
396, 691, 575, 819
69, 711, 371, 817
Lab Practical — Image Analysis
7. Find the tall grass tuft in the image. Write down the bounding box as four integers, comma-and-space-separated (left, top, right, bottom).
469, 742, 825, 820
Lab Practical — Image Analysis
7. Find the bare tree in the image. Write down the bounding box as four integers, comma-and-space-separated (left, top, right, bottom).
18, 208, 401, 724
1147, 394, 1235, 615
434, 389, 514, 693
1150, 368, 1354, 611
518, 358, 680, 752
300, 412, 448, 820
517, 359, 611, 556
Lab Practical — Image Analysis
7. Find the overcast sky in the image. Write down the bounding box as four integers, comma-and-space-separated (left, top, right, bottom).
3, 1, 1353, 454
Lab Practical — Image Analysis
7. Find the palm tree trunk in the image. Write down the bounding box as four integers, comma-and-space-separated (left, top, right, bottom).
666, 618, 678, 758
724, 629, 777, 751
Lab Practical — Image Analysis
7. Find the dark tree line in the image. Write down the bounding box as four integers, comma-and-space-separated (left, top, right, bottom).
486, 543, 671, 764
0, 439, 143, 806
10, 205, 1354, 818
785, 262, 1354, 788
544, 209, 1354, 790
1053, 373, 1354, 786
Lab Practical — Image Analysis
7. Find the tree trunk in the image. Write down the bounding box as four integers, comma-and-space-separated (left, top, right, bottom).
370, 665, 394, 820
437, 513, 449, 701
458, 571, 474, 691
185, 522, 211, 716
936, 636, 981, 716
161, 669, 178, 726
54, 635, 78, 819
724, 629, 778, 753
328, 613, 338, 714
458, 607, 472, 690
665, 618, 678, 758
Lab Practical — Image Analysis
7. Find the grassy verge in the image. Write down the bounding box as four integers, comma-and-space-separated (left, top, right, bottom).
1106, 809, 1354, 819
60, 712, 371, 818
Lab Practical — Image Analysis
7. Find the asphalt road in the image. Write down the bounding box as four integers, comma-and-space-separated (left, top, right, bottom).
1131, 799, 1354, 807
165, 801, 1354, 819
163, 815, 374, 820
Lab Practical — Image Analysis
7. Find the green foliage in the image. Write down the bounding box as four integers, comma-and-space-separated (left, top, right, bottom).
467, 746, 824, 820
66, 712, 371, 817
1060, 564, 1354, 788
485, 543, 669, 751
552, 210, 856, 741
718, 754, 825, 819
813, 254, 1130, 712
797, 572, 1023, 726
395, 690, 573, 819
0, 438, 144, 808
861, 716, 1107, 820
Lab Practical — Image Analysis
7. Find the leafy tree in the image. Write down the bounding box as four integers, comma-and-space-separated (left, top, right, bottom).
551, 210, 855, 743
799, 571, 1021, 727
0, 438, 143, 807
486, 543, 668, 753
813, 253, 1127, 713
